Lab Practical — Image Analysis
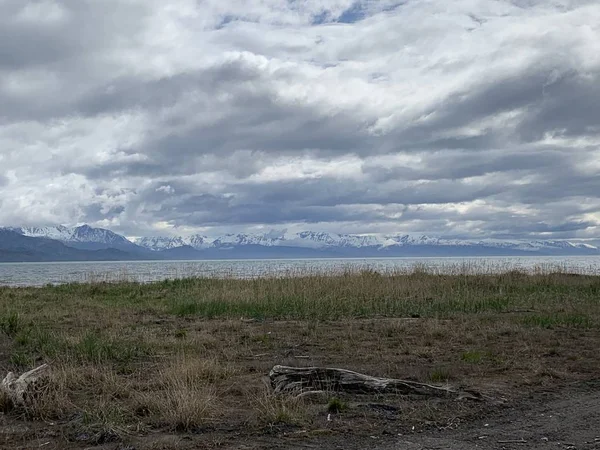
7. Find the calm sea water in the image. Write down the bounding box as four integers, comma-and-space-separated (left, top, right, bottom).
1, 256, 600, 287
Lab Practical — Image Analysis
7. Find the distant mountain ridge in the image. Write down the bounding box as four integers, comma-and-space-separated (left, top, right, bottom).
7, 225, 138, 251
0, 229, 137, 262
134, 230, 598, 254
0, 224, 598, 262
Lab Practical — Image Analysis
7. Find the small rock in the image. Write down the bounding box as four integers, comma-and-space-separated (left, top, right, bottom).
75, 433, 91, 442
94, 429, 120, 444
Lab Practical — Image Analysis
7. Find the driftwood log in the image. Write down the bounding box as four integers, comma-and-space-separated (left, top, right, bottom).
1, 364, 49, 407
269, 365, 486, 401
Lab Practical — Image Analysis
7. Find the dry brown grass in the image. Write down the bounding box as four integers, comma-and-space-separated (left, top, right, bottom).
254, 392, 308, 427
134, 356, 233, 430
137, 378, 218, 431
0, 269, 598, 447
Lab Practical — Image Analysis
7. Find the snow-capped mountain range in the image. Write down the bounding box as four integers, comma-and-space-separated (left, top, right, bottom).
9, 225, 128, 245
1, 224, 598, 261
134, 230, 598, 253
6, 225, 137, 251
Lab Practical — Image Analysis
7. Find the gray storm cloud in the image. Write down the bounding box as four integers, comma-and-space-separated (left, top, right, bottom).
0, 0, 598, 241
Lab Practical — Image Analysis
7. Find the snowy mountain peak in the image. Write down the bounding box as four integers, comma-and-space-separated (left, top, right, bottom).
69, 225, 131, 245
6, 225, 72, 242
5, 225, 135, 248
135, 234, 211, 251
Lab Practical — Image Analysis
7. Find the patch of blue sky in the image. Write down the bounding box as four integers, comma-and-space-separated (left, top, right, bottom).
215, 14, 238, 29
310, 1, 408, 26
311, 11, 331, 25
337, 3, 368, 23
310, 2, 367, 25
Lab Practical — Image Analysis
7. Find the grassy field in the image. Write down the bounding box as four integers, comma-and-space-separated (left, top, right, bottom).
0, 267, 599, 448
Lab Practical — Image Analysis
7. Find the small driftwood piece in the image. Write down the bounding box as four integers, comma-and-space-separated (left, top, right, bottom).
269, 365, 485, 401
1, 364, 49, 406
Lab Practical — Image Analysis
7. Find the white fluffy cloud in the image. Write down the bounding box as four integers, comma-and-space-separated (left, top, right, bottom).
0, 0, 599, 240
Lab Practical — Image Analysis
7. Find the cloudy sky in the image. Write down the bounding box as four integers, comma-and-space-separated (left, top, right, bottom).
1, 0, 599, 240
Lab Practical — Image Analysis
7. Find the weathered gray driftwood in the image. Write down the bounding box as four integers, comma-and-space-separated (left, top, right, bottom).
269, 365, 484, 401
1, 364, 49, 406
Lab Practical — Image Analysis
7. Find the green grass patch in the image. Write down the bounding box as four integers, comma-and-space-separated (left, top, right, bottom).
461, 351, 484, 364
429, 367, 452, 383
73, 331, 151, 364
174, 328, 188, 339
0, 311, 24, 337
327, 397, 348, 413
8, 323, 151, 366
2, 271, 600, 322
9, 351, 34, 368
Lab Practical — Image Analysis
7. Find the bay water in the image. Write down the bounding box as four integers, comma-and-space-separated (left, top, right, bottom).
1, 256, 600, 287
